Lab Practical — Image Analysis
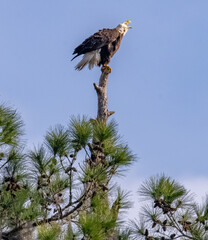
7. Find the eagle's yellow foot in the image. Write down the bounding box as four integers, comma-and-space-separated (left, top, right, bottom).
102, 64, 112, 73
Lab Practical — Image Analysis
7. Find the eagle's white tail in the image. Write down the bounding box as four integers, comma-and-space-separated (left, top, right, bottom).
75, 50, 101, 70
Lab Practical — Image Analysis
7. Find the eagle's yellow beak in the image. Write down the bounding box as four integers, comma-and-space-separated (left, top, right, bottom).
124, 20, 132, 29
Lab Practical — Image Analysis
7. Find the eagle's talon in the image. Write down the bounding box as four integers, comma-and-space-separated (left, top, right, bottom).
102, 64, 112, 73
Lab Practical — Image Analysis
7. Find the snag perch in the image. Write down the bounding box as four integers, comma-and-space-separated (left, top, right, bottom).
72, 20, 132, 121
94, 65, 115, 121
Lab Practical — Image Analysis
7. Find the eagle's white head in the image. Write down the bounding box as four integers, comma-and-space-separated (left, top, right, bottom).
116, 20, 132, 36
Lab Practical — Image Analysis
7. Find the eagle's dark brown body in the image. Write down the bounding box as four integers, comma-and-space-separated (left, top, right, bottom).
72, 29, 123, 66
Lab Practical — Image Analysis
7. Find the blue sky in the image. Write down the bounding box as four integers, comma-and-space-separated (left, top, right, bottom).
1, 0, 208, 205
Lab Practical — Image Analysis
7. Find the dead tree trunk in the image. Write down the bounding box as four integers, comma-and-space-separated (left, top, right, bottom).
84, 66, 115, 213
92, 66, 118, 240
3, 223, 34, 240
93, 66, 115, 121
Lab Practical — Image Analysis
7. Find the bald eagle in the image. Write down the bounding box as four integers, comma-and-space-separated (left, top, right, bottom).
72, 20, 132, 71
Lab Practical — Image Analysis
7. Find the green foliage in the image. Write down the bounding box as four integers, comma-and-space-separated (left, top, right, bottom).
141, 204, 161, 223
194, 195, 208, 224
0, 127, 45, 229
0, 108, 135, 239
92, 119, 118, 144
49, 174, 69, 193
81, 163, 108, 184
0, 185, 44, 227
3, 147, 27, 180
0, 103, 24, 147
108, 144, 136, 168
2, 103, 208, 240
130, 176, 208, 240
21, 190, 45, 221
79, 192, 118, 240
129, 219, 146, 240
38, 223, 61, 240
111, 188, 131, 221
79, 212, 106, 240
69, 116, 92, 149
45, 124, 70, 157
0, 188, 29, 227
139, 174, 188, 205
64, 222, 77, 240
117, 229, 131, 240
78, 188, 131, 240
29, 145, 51, 175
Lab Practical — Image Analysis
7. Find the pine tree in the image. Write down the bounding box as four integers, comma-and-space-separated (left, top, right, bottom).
130, 175, 208, 240
1, 67, 135, 240
1, 62, 207, 240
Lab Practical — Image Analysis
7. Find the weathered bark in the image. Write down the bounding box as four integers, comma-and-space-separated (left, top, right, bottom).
3, 223, 34, 240
87, 66, 116, 210
91, 65, 114, 185
93, 66, 115, 121
82, 66, 115, 214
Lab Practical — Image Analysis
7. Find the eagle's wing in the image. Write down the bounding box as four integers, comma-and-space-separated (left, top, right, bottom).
72, 29, 119, 60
